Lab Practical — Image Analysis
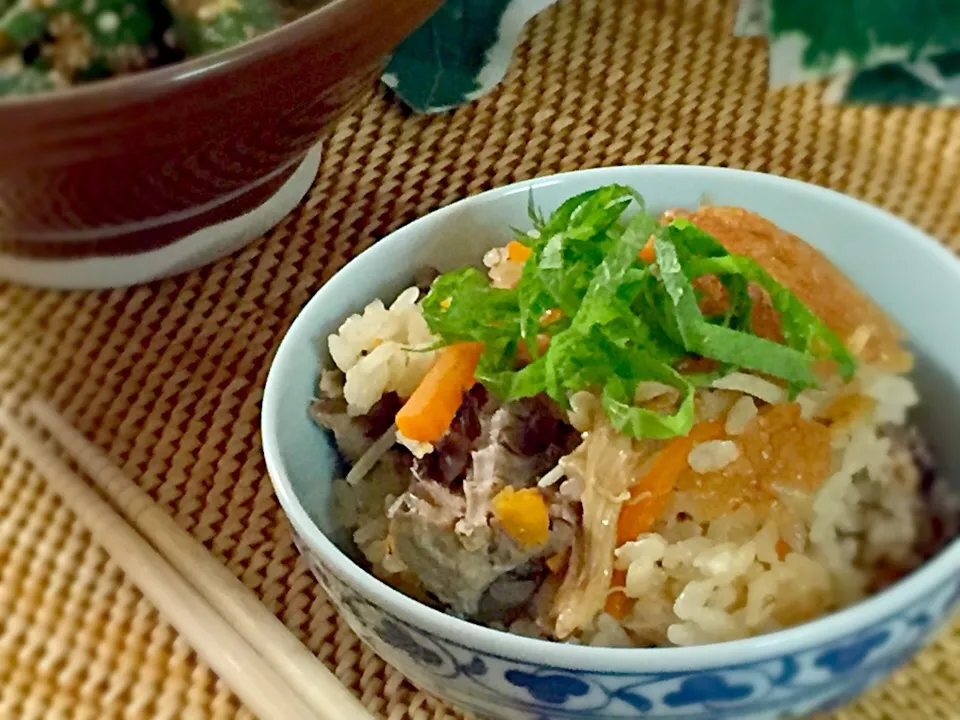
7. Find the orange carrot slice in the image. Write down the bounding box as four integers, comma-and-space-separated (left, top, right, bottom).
616, 420, 726, 545
638, 235, 656, 264
604, 569, 634, 619
507, 241, 532, 263
395, 342, 484, 443
775, 539, 791, 561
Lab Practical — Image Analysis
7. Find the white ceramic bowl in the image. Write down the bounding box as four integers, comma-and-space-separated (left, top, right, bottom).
262, 166, 960, 720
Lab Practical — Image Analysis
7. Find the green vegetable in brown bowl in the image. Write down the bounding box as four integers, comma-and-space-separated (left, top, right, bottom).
0, 0, 300, 94
0, 0, 444, 291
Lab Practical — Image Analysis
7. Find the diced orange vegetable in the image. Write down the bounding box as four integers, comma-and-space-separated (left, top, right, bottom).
492, 487, 551, 547
516, 334, 551, 364
395, 342, 484, 443
638, 235, 656, 263
507, 240, 532, 263
540, 308, 563, 326
604, 569, 635, 619
616, 421, 726, 545
775, 539, 791, 561
675, 355, 721, 375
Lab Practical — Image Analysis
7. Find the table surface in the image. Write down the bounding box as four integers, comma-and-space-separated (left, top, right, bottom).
1, 0, 959, 718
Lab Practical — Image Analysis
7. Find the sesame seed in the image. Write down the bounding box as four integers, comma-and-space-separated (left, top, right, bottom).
96, 11, 120, 33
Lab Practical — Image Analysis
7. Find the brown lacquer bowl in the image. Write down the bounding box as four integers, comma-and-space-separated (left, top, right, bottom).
0, 0, 441, 290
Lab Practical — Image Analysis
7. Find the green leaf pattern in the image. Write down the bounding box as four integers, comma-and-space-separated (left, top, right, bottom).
382, 0, 559, 113
736, 0, 960, 105
382, 0, 954, 113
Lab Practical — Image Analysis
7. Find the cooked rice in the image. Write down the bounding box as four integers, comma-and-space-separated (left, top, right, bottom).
725, 396, 758, 435
579, 372, 927, 647
327, 287, 438, 416
483, 247, 524, 289
320, 264, 947, 649
687, 440, 740, 473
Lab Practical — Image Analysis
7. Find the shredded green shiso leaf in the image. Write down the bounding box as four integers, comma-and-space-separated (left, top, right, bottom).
420, 185, 857, 439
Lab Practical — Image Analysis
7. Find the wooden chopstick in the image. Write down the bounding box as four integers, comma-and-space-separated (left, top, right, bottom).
25, 398, 372, 720
0, 408, 321, 720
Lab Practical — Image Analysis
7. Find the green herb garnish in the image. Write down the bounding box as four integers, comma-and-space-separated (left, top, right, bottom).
420, 186, 858, 439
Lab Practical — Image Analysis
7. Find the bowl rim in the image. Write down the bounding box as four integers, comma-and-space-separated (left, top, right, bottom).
0, 0, 429, 112
263, 164, 960, 670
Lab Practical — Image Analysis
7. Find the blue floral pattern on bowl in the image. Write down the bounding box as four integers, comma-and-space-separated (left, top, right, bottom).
297, 537, 959, 720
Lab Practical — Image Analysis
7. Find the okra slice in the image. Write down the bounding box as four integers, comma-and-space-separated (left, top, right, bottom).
0, 55, 63, 94
167, 0, 279, 54
1, 0, 154, 52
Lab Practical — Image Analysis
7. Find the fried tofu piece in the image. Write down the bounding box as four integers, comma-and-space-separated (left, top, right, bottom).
662, 206, 911, 372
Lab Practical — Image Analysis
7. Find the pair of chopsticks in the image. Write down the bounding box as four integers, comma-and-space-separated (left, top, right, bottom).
0, 399, 374, 720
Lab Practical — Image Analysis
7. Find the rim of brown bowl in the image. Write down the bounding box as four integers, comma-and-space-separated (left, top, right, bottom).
0, 0, 440, 115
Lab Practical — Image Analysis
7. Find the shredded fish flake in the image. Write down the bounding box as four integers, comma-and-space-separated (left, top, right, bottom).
345, 426, 397, 485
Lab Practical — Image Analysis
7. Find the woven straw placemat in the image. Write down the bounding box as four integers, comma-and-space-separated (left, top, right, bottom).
1, 0, 958, 718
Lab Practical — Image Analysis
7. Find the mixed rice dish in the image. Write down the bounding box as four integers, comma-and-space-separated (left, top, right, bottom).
311, 185, 956, 647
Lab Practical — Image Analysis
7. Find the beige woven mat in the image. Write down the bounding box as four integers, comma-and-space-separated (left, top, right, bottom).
1, 0, 959, 718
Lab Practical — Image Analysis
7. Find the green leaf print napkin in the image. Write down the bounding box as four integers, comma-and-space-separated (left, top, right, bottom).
736, 0, 960, 106
382, 0, 960, 112
382, 0, 558, 113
